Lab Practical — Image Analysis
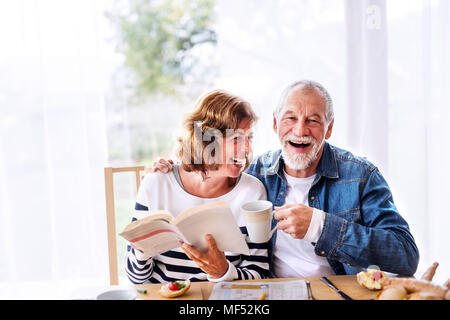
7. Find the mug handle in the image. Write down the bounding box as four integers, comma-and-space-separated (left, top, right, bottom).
268, 223, 278, 239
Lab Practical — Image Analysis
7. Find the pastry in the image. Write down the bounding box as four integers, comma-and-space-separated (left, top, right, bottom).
357, 269, 387, 290
376, 286, 407, 300
381, 277, 447, 299
158, 280, 191, 298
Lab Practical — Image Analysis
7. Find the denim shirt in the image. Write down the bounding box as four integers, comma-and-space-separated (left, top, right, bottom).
246, 142, 419, 276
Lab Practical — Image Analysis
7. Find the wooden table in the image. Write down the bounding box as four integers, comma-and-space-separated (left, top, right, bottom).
135, 275, 378, 300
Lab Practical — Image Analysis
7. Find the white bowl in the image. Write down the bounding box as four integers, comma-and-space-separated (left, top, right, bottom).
96, 289, 137, 300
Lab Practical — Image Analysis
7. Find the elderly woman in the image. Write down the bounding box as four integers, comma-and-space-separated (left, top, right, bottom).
125, 89, 270, 284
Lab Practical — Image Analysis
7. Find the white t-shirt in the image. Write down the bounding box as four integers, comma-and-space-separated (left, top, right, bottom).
125, 170, 269, 283
136, 171, 267, 227
272, 171, 335, 278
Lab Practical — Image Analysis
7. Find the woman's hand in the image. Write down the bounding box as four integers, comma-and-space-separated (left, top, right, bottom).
180, 234, 229, 279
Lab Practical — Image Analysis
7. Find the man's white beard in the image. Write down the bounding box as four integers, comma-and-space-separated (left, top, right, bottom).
281, 134, 323, 170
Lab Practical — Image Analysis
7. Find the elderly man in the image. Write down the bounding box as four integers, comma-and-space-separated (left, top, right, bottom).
150, 80, 419, 278
246, 80, 419, 277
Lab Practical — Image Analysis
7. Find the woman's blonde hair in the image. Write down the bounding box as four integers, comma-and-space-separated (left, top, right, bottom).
177, 89, 257, 175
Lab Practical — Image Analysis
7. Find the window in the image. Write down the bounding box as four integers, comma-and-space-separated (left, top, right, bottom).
1, 0, 448, 298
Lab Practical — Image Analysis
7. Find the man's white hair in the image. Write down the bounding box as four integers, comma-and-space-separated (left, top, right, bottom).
274, 80, 334, 123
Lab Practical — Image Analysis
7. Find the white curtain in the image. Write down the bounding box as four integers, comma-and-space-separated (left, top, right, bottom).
0, 0, 109, 298
344, 0, 450, 282
345, 0, 389, 176
385, 0, 450, 283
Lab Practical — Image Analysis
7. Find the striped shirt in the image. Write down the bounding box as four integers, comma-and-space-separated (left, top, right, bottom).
125, 170, 270, 284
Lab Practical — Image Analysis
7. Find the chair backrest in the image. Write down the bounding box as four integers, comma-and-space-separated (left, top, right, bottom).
104, 166, 145, 285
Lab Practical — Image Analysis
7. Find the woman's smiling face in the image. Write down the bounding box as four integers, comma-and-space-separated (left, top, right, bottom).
214, 118, 254, 178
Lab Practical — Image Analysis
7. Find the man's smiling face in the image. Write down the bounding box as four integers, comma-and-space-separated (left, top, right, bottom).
273, 87, 334, 174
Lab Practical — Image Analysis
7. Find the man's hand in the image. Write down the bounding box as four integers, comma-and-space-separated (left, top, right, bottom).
145, 158, 174, 174
274, 204, 313, 239
180, 234, 229, 279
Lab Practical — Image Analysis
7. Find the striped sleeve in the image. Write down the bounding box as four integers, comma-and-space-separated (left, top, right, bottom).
125, 202, 155, 284
230, 226, 270, 280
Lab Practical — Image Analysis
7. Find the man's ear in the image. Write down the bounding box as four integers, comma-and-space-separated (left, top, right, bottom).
325, 119, 334, 140
273, 115, 278, 134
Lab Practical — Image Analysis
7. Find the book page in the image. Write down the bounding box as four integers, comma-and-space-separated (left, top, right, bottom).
174, 201, 250, 255
174, 201, 228, 224
208, 280, 311, 300
119, 211, 182, 257
129, 221, 182, 257
120, 210, 174, 240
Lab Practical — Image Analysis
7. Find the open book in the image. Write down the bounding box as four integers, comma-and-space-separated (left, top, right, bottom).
119, 200, 250, 257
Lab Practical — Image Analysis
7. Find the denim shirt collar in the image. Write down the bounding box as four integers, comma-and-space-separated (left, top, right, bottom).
316, 142, 339, 179
267, 141, 339, 180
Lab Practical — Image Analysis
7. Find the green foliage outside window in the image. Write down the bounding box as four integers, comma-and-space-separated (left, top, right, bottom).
106, 0, 217, 97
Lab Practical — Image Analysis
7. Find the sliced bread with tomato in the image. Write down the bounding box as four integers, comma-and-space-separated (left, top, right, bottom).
158, 280, 191, 298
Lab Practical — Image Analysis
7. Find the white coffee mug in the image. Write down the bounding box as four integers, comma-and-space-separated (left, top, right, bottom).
241, 200, 277, 243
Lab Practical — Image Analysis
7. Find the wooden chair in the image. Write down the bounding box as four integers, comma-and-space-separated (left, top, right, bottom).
104, 166, 145, 285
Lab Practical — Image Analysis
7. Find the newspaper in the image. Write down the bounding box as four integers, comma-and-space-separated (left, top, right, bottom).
208, 280, 312, 300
